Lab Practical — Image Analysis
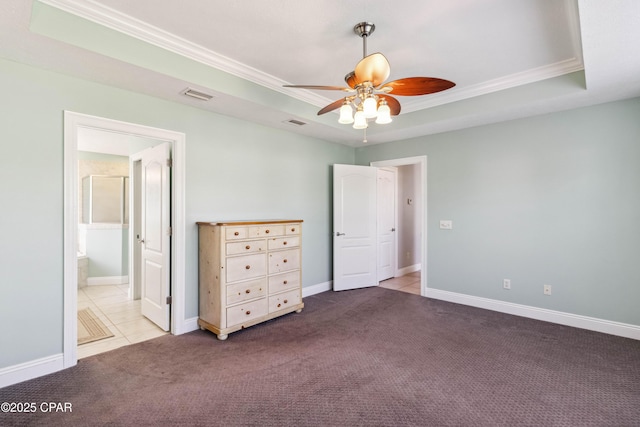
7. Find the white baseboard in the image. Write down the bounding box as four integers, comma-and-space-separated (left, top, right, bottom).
0, 354, 64, 389
302, 280, 332, 297
426, 288, 640, 341
87, 275, 128, 286
178, 316, 200, 334
396, 263, 421, 277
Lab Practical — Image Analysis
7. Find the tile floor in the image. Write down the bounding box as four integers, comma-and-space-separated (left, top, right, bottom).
77, 285, 168, 359
378, 271, 421, 295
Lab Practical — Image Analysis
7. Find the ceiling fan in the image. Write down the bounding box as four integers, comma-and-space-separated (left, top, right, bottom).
284, 22, 456, 134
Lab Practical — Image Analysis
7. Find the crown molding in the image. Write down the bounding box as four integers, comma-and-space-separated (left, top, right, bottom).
401, 57, 585, 114
36, 0, 332, 108
37, 0, 584, 117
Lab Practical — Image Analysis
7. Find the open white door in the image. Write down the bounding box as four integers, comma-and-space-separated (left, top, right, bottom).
140, 142, 171, 331
333, 164, 377, 291
377, 168, 397, 281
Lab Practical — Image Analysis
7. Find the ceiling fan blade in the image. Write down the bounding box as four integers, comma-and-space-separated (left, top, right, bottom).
378, 95, 401, 116
344, 71, 360, 89
354, 53, 390, 87
317, 98, 346, 115
284, 85, 352, 92
378, 77, 455, 96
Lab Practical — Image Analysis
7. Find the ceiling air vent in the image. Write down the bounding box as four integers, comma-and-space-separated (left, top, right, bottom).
181, 88, 214, 101
284, 119, 307, 126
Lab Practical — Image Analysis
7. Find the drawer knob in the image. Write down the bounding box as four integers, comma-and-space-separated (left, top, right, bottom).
277, 303, 281, 308
246, 310, 251, 315
265, 229, 270, 234
234, 231, 239, 236
291, 228, 295, 232
283, 280, 288, 285
245, 265, 251, 270
245, 245, 251, 250
245, 289, 251, 294
284, 299, 288, 304
283, 259, 288, 263
283, 241, 287, 245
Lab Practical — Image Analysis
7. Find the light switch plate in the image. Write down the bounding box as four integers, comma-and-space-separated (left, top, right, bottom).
439, 220, 453, 230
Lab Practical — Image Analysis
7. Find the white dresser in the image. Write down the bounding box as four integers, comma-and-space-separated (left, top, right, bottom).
197, 220, 304, 340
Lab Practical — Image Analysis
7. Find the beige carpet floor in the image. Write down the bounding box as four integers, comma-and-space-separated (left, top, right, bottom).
77, 307, 114, 345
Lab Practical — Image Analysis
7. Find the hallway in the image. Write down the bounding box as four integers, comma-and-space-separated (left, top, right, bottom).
378, 271, 421, 295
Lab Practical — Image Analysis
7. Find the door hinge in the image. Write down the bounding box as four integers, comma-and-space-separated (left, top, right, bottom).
167, 226, 172, 236
166, 296, 172, 305
166, 158, 173, 168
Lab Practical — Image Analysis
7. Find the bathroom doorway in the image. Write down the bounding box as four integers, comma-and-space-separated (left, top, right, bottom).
76, 134, 166, 358
63, 112, 186, 368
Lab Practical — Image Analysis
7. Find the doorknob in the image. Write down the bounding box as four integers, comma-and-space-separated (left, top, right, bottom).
336, 232, 345, 236
391, 228, 396, 232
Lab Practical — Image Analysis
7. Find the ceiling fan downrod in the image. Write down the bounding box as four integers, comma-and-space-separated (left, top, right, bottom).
354, 22, 375, 58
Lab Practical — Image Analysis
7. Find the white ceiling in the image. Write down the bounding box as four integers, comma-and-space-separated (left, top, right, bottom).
1, 0, 639, 146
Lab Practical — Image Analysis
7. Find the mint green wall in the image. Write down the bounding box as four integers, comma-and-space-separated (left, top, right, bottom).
84, 228, 128, 277
2, 51, 638, 371
356, 98, 640, 326
0, 57, 353, 368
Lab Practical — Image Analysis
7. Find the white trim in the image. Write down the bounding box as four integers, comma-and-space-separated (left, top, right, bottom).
39, 0, 584, 115
397, 263, 421, 277
302, 281, 333, 297
427, 288, 640, 341
402, 58, 584, 113
371, 156, 427, 297
64, 111, 188, 372
86, 276, 128, 286
182, 317, 200, 334
37, 0, 328, 109
0, 354, 63, 389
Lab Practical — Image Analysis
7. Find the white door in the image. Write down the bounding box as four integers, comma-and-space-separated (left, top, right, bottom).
140, 143, 171, 331
333, 164, 377, 291
377, 168, 397, 281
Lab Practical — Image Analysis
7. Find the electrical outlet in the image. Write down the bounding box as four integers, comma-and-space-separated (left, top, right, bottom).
544, 284, 552, 295
439, 220, 453, 230
503, 279, 511, 290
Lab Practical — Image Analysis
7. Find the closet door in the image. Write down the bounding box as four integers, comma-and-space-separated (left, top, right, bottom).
333, 164, 377, 291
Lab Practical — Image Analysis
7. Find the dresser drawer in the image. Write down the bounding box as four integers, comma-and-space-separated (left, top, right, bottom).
268, 248, 300, 274
226, 298, 268, 327
268, 271, 300, 294
267, 236, 300, 250
269, 288, 301, 313
226, 239, 266, 255
249, 224, 285, 238
225, 226, 248, 240
226, 254, 266, 283
227, 278, 267, 305
285, 224, 301, 235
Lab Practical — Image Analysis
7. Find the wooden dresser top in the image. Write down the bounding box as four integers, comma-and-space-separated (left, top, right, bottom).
196, 219, 303, 226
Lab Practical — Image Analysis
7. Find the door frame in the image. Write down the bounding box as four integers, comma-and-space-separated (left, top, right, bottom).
63, 111, 187, 369
371, 156, 427, 296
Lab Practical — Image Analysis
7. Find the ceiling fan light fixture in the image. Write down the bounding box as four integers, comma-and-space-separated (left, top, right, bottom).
283, 21, 455, 141
362, 96, 378, 118
353, 108, 368, 129
375, 100, 392, 124
338, 101, 355, 124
